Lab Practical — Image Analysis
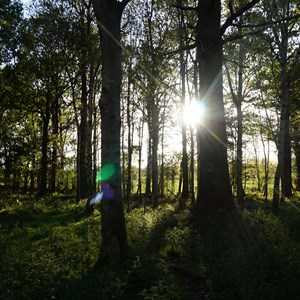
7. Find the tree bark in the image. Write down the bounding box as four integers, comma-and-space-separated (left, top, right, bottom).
39, 89, 51, 196
92, 0, 128, 261
126, 64, 133, 212
137, 121, 144, 203
294, 137, 300, 191
196, 0, 234, 212
79, 68, 88, 198
178, 2, 189, 201
51, 97, 59, 193
87, 5, 95, 197
236, 23, 245, 205
151, 114, 159, 208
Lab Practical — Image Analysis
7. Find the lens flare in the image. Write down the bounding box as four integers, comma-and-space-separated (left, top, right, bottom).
96, 164, 116, 183
89, 191, 103, 205
90, 164, 117, 205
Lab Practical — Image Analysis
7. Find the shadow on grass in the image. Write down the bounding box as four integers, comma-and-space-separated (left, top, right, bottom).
1, 196, 299, 299
190, 204, 300, 300
61, 206, 210, 299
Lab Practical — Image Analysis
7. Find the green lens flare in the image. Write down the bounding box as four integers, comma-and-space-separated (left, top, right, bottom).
96, 164, 116, 183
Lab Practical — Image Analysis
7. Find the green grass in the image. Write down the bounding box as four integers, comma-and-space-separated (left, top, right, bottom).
0, 193, 299, 299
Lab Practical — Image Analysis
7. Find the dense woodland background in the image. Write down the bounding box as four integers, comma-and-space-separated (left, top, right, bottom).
1, 0, 300, 299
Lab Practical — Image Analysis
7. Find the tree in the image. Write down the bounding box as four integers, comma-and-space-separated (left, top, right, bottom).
265, 0, 299, 208
195, 0, 233, 212
92, 0, 130, 261
224, 17, 248, 205
0, 0, 23, 65
176, 0, 189, 201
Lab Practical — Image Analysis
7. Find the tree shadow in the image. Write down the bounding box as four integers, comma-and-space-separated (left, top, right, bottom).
190, 206, 300, 300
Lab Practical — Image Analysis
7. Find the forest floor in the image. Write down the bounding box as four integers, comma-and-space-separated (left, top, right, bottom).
0, 192, 299, 300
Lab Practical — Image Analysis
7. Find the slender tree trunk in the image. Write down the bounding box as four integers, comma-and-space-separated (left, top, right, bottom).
87, 56, 94, 197
196, 0, 234, 212
273, 112, 285, 211
146, 134, 152, 197
24, 171, 29, 194
178, 3, 189, 200
30, 154, 35, 194
160, 113, 165, 197
253, 138, 261, 192
190, 57, 199, 203
93, 103, 98, 193
190, 127, 195, 202
273, 162, 281, 211
137, 122, 143, 202
236, 24, 245, 205
260, 123, 270, 201
295, 139, 300, 191
51, 97, 59, 193
126, 68, 133, 212
79, 69, 88, 199
39, 90, 51, 196
87, 3, 96, 197
76, 129, 81, 202
152, 121, 159, 208
293, 121, 300, 191
4, 146, 11, 188
121, 108, 126, 195
92, 0, 128, 261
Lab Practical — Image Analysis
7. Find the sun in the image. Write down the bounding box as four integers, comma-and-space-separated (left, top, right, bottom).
183, 100, 206, 126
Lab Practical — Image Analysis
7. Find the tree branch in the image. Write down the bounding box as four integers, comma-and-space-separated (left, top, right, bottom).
170, 4, 196, 11
166, 42, 196, 56
223, 27, 266, 44
231, 13, 300, 29
220, 0, 260, 35
121, 0, 131, 9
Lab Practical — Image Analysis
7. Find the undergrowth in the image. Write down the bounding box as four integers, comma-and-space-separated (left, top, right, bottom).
0, 193, 299, 299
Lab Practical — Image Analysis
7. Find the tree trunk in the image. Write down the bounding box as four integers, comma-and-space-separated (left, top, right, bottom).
295, 138, 300, 191
178, 3, 189, 201
146, 134, 152, 197
190, 57, 198, 203
137, 122, 144, 202
273, 162, 281, 211
39, 90, 51, 196
92, 0, 128, 262
160, 112, 165, 198
252, 137, 261, 192
87, 4, 95, 197
280, 46, 292, 201
79, 68, 88, 199
30, 154, 36, 194
236, 24, 245, 205
273, 41, 292, 206
93, 103, 98, 193
126, 67, 133, 212
190, 127, 195, 202
260, 122, 270, 201
87, 57, 94, 196
196, 0, 234, 212
51, 97, 59, 193
151, 119, 159, 208
273, 113, 285, 211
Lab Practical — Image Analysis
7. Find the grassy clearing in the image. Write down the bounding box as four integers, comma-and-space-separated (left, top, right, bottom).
0, 193, 299, 299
